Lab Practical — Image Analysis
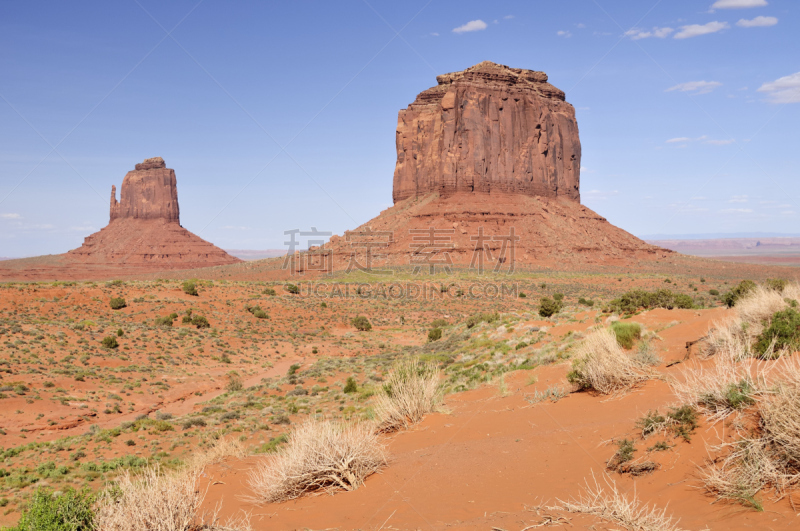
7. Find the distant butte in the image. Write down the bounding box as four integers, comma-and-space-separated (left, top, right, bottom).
66, 157, 240, 270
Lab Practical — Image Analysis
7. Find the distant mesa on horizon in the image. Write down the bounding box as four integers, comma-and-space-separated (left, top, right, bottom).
393, 61, 581, 203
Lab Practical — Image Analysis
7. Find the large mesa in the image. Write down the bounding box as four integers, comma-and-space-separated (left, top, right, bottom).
393, 61, 581, 203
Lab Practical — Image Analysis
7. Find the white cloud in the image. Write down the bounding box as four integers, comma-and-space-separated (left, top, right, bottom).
584, 189, 619, 200
430, 32, 439, 37
576, 23, 586, 29
503, 15, 514, 20
729, 195, 749, 203
720, 208, 754, 213
711, 0, 768, 8
674, 21, 729, 39
758, 72, 800, 103
737, 16, 778, 27
452, 20, 487, 33
666, 80, 722, 94
557, 30, 572, 37
625, 26, 674, 40
665, 135, 734, 145
0, 213, 21, 219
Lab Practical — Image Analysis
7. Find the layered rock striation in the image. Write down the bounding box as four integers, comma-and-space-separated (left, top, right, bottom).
393, 61, 581, 203
68, 158, 239, 270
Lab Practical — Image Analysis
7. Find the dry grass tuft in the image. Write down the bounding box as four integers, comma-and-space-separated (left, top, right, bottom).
702, 318, 751, 361
247, 419, 387, 503
187, 436, 246, 471
700, 438, 776, 510
567, 328, 648, 394
670, 355, 764, 422
94, 464, 251, 531
703, 282, 800, 360
375, 357, 442, 431
551, 474, 686, 531
697, 358, 800, 507
736, 285, 788, 332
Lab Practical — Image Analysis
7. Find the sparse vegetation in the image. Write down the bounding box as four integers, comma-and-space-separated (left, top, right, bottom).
247, 419, 386, 502
350, 315, 372, 331
567, 328, 647, 394
182, 279, 199, 296
375, 357, 442, 431
109, 297, 126, 310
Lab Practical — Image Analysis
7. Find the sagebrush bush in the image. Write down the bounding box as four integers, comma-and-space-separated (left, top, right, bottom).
109, 297, 126, 310
181, 280, 198, 296
375, 357, 442, 431
606, 289, 693, 314
539, 297, 562, 318
754, 308, 800, 357
101, 336, 119, 349
723, 280, 756, 308
191, 315, 210, 329
567, 328, 647, 394
247, 419, 386, 502
465, 312, 499, 328
285, 283, 300, 294
427, 327, 442, 342
8, 487, 95, 531
351, 315, 372, 331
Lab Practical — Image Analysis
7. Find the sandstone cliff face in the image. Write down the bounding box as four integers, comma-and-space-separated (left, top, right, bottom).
110, 157, 179, 222
393, 61, 581, 203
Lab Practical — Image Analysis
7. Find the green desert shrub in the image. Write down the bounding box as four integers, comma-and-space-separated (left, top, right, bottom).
538, 297, 562, 318
465, 312, 499, 329
427, 328, 442, 342
247, 305, 268, 319
723, 280, 757, 308
607, 289, 694, 314
154, 314, 177, 327
766, 278, 788, 292
754, 308, 800, 357
285, 283, 300, 295
8, 487, 95, 531
343, 376, 358, 394
263, 287, 277, 296
182, 279, 199, 296
351, 315, 372, 331
578, 297, 595, 307
109, 297, 126, 310
101, 336, 118, 349
610, 321, 642, 349
191, 315, 210, 329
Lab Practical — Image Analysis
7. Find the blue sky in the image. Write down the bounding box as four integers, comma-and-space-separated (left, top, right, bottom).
0, 0, 797, 256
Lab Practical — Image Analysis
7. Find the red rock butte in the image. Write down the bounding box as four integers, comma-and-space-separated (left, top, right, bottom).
66, 157, 240, 271
393, 61, 581, 203
319, 62, 669, 272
